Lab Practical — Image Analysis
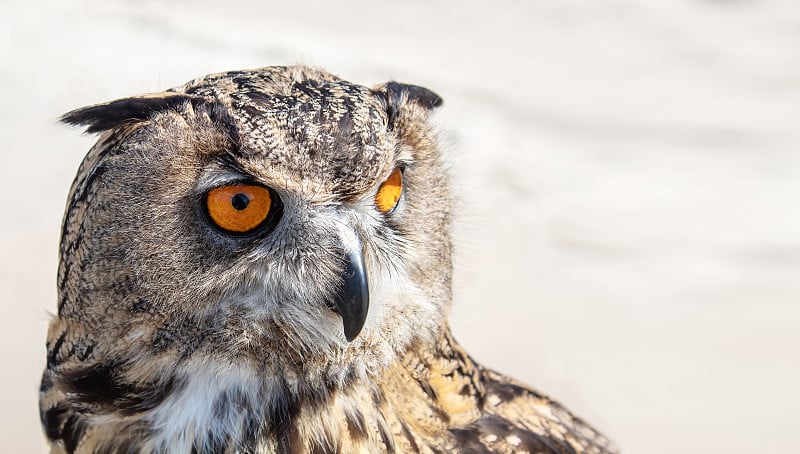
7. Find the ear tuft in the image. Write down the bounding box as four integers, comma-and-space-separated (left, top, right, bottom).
377, 82, 443, 131
60, 93, 197, 133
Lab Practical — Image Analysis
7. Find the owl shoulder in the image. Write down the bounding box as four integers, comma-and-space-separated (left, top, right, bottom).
451, 367, 618, 453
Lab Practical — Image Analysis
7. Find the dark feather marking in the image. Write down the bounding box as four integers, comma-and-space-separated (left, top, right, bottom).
270, 386, 302, 454
71, 339, 95, 361
344, 409, 368, 440
152, 318, 208, 357
41, 402, 69, 441
239, 103, 264, 123
130, 297, 153, 314
293, 81, 319, 100
398, 420, 420, 453
204, 97, 242, 148
449, 427, 492, 454
392, 82, 444, 109
518, 429, 579, 454
47, 330, 67, 368
415, 375, 438, 401
268, 379, 343, 453
383, 92, 399, 132
303, 378, 335, 407
119, 377, 180, 416
370, 385, 385, 407
211, 389, 233, 420
60, 94, 197, 134
192, 433, 226, 454
152, 325, 178, 352
60, 363, 178, 416
238, 90, 274, 106
210, 387, 257, 452
61, 413, 87, 454
379, 82, 443, 131
487, 380, 544, 403
240, 410, 262, 452
411, 374, 451, 423
61, 363, 125, 404
331, 113, 355, 154
377, 415, 396, 453
455, 416, 578, 454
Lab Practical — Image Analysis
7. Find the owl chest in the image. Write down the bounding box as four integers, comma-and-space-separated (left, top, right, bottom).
140, 369, 413, 453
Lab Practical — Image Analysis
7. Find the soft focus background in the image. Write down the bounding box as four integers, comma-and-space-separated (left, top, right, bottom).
2, 0, 799, 452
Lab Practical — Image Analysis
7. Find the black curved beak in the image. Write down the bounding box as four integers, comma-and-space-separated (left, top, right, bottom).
332, 243, 370, 342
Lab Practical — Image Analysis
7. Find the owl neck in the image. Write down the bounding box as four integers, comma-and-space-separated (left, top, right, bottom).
48, 324, 480, 452
131, 327, 483, 452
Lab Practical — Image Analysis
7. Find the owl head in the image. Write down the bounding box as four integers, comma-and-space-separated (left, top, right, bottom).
57, 66, 451, 386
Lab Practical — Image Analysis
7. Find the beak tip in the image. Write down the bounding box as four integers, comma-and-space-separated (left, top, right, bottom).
343, 325, 361, 342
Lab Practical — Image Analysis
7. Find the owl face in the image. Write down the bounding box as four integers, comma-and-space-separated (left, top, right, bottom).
59, 67, 451, 381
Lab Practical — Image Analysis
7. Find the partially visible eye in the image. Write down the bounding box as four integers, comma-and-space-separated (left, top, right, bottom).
375, 168, 404, 213
205, 184, 280, 234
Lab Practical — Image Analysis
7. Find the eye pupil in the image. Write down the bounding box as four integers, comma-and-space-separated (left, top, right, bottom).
231, 193, 249, 210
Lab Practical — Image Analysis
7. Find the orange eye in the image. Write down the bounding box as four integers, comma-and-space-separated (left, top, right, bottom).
375, 168, 403, 213
206, 184, 276, 234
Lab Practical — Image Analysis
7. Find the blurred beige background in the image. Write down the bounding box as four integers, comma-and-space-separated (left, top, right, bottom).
2, 0, 799, 452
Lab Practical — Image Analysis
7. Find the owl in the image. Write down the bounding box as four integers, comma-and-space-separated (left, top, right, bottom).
40, 66, 617, 453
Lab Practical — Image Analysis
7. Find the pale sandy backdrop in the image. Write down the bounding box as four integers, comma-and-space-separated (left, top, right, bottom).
2, 0, 799, 452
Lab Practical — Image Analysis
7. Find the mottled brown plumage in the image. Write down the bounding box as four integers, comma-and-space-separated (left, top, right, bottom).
40, 65, 616, 453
